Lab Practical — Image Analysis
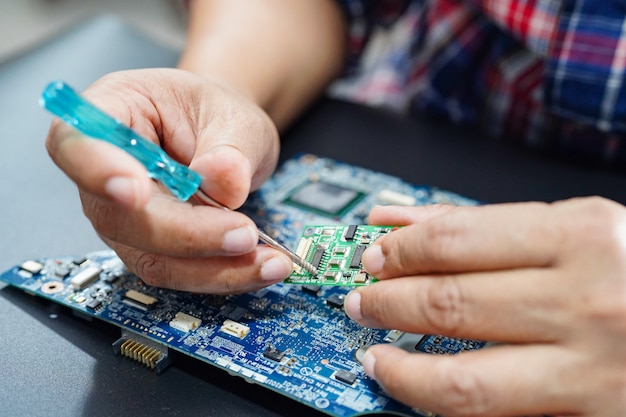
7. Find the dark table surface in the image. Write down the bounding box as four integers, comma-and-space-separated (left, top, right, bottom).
1, 15, 625, 417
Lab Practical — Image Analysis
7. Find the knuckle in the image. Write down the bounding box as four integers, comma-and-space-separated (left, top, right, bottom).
380, 235, 411, 273
175, 224, 208, 258
80, 194, 122, 241
563, 197, 623, 243
420, 217, 462, 269
419, 275, 465, 336
131, 253, 175, 289
437, 360, 490, 417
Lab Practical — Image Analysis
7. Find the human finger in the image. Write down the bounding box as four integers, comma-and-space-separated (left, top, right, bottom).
367, 204, 456, 226
46, 122, 153, 210
344, 269, 565, 343
362, 202, 559, 278
109, 242, 293, 294
187, 81, 279, 209
84, 190, 260, 257
362, 343, 581, 417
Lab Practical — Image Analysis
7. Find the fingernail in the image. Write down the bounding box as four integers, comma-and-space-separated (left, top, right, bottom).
105, 176, 138, 209
261, 256, 293, 281
362, 245, 384, 274
362, 350, 377, 380
223, 226, 257, 253
344, 291, 363, 322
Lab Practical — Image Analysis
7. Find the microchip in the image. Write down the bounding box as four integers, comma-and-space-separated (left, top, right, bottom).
334, 369, 357, 385
349, 245, 366, 269
302, 284, 321, 296
284, 181, 365, 217
86, 298, 102, 311
262, 346, 285, 363
310, 247, 326, 270
344, 225, 357, 241
325, 294, 345, 309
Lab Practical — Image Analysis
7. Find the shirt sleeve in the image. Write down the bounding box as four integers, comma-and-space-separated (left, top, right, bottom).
544, 1, 626, 133
464, 0, 626, 133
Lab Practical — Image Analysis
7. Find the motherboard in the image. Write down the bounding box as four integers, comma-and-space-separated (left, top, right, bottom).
0, 154, 483, 417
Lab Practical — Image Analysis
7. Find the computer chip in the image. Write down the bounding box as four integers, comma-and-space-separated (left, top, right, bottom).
284, 181, 365, 217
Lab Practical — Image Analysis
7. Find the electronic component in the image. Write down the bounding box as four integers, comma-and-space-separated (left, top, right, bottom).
285, 225, 394, 286
41, 281, 64, 294
334, 370, 357, 385
86, 298, 103, 311
262, 346, 285, 363
19, 260, 43, 275
169, 312, 202, 333
301, 284, 321, 296
220, 319, 250, 339
72, 256, 88, 266
284, 180, 365, 217
310, 247, 326, 270
112, 330, 171, 374
344, 225, 357, 240
325, 294, 345, 309
349, 245, 366, 269
123, 289, 157, 310
70, 266, 101, 290
1, 154, 483, 417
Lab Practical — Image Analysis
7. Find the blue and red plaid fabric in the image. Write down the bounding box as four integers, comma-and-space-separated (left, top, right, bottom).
333, 0, 626, 167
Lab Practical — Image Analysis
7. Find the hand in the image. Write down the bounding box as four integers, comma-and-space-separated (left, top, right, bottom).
46, 69, 293, 294
344, 198, 626, 417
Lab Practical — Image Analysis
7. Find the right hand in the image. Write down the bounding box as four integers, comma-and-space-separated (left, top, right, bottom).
45, 68, 293, 294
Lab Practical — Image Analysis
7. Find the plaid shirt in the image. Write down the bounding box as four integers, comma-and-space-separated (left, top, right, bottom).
333, 0, 626, 168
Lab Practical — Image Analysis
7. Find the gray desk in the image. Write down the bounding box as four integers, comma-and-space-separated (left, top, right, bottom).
1, 15, 625, 417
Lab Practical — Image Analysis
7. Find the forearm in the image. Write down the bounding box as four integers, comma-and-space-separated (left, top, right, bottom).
177, 0, 347, 130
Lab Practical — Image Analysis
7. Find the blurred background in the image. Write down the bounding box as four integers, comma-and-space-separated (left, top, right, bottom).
0, 0, 187, 63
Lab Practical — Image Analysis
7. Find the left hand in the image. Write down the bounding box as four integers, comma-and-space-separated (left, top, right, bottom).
344, 197, 626, 417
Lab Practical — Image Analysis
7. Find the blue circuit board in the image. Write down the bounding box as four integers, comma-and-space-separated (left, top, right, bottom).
0, 154, 484, 417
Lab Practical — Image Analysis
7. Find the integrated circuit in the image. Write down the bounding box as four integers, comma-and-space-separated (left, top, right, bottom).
262, 346, 285, 363
334, 369, 357, 385
286, 225, 396, 286
284, 180, 365, 218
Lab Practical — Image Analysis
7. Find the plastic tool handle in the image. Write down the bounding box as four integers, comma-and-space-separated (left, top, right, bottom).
40, 80, 201, 201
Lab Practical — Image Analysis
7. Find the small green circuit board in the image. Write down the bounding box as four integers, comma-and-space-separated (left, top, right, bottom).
286, 225, 396, 286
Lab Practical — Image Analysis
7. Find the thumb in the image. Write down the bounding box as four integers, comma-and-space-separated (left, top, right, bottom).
189, 145, 253, 209
362, 344, 418, 406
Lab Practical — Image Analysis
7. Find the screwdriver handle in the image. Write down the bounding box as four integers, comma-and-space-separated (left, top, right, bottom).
40, 80, 201, 201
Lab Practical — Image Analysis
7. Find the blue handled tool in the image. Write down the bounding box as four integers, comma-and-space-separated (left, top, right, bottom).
40, 80, 316, 275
